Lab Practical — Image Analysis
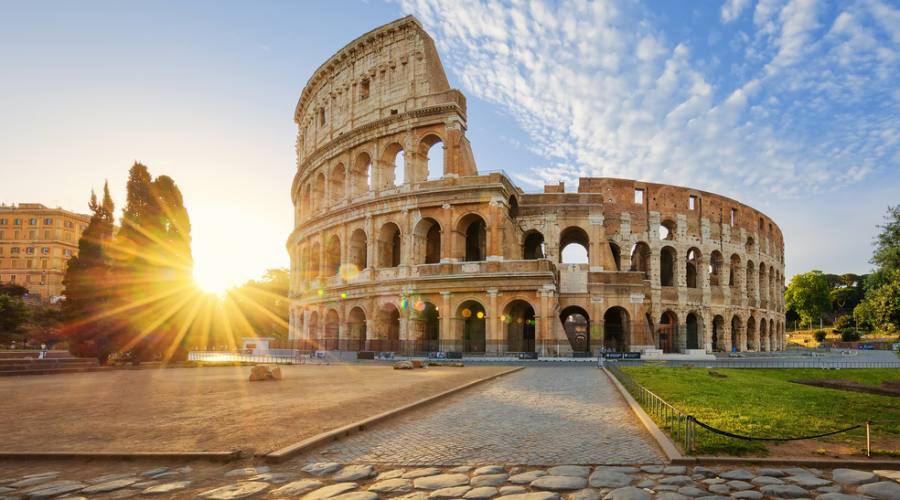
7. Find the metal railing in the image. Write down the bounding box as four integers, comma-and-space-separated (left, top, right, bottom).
618, 359, 900, 369
187, 350, 303, 365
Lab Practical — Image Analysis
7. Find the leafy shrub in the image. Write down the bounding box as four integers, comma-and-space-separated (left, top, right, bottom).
833, 314, 853, 330
813, 330, 827, 342
840, 328, 861, 342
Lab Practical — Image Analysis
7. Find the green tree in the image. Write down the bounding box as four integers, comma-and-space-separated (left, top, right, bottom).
784, 270, 832, 327
228, 268, 290, 341
0, 294, 29, 341
872, 205, 900, 273
62, 183, 117, 362
855, 269, 900, 334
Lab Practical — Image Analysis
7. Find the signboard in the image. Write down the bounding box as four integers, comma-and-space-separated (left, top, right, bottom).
629, 293, 645, 304
602, 352, 641, 359
518, 352, 538, 360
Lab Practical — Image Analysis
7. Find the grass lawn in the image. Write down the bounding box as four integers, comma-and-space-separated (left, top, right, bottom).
619, 365, 900, 456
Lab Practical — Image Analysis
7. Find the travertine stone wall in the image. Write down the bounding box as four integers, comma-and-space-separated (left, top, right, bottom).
286, 17, 785, 355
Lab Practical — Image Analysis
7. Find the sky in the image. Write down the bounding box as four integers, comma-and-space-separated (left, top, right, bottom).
1, 0, 897, 291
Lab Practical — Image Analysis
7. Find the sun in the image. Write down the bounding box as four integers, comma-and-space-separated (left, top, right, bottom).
193, 265, 237, 295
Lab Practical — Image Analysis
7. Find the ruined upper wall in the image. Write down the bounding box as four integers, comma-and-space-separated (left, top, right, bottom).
294, 16, 457, 165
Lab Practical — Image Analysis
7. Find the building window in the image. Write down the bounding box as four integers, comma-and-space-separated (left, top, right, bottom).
14, 219, 21, 225
11, 247, 19, 254
64, 249, 72, 257
634, 188, 644, 204
25, 247, 34, 254
759, 217, 764, 230
41, 247, 49, 255
318, 108, 326, 126
29, 218, 37, 225
0, 218, 6, 225
359, 79, 370, 100
730, 208, 737, 226
689, 195, 697, 210
44, 218, 53, 225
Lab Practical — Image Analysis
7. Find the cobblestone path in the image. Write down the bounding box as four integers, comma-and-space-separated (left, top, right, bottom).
307, 365, 666, 465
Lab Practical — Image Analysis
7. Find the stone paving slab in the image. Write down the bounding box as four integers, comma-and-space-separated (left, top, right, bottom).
306, 366, 665, 466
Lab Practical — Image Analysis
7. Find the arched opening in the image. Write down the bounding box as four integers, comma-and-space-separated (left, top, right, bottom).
347, 307, 366, 351
313, 172, 326, 212
560, 226, 589, 264
308, 311, 319, 340
658, 311, 678, 353
769, 319, 775, 350
329, 163, 346, 205
523, 231, 545, 259
760, 318, 768, 351
349, 229, 367, 271
300, 184, 311, 218
729, 254, 741, 287
731, 315, 741, 352
351, 152, 372, 196
413, 218, 442, 264
458, 300, 486, 353
324, 309, 340, 349
686, 312, 701, 350
373, 303, 400, 351
759, 262, 768, 305
420, 134, 444, 181
660, 246, 676, 286
609, 241, 621, 271
309, 242, 321, 279
503, 300, 536, 353
686, 248, 701, 288
746, 260, 755, 298
712, 315, 725, 351
603, 306, 629, 352
508, 196, 519, 219
378, 222, 402, 268
560, 306, 590, 353
381, 143, 404, 188
457, 213, 487, 262
630, 242, 651, 278
745, 236, 755, 254
659, 219, 676, 240
747, 316, 757, 351
410, 300, 440, 352
709, 251, 724, 286
325, 235, 341, 277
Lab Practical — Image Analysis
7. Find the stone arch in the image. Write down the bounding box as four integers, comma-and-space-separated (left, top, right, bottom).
457, 299, 486, 353
503, 299, 536, 353
523, 230, 545, 259
658, 310, 678, 353
759, 262, 768, 305
746, 259, 756, 301
731, 315, 741, 351
660, 246, 677, 286
309, 241, 321, 279
410, 300, 440, 351
313, 171, 326, 211
378, 222, 402, 268
347, 306, 367, 349
686, 247, 701, 288
308, 311, 320, 340
709, 250, 724, 286
769, 318, 775, 351
349, 228, 368, 271
686, 312, 702, 350
560, 305, 590, 353
659, 219, 676, 240
604, 306, 630, 352
413, 217, 442, 264
608, 241, 622, 271
324, 308, 340, 347
729, 254, 741, 287
560, 226, 590, 264
760, 318, 768, 351
325, 234, 341, 277
508, 195, 519, 219
329, 163, 346, 205
746, 236, 755, 254
630, 241, 651, 278
351, 152, 372, 196
300, 183, 311, 218
373, 302, 401, 351
419, 133, 445, 181
456, 213, 487, 262
712, 315, 726, 351
381, 142, 404, 188
747, 315, 757, 351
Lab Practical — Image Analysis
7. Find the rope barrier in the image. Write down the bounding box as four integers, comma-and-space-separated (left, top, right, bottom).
690, 417, 862, 441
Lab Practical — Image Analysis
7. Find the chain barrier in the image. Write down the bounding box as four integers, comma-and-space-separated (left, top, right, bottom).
605, 362, 892, 456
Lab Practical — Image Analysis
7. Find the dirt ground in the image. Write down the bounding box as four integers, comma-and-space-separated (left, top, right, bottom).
0, 364, 508, 454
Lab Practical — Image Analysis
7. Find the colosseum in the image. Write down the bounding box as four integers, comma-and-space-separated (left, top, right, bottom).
287, 16, 785, 357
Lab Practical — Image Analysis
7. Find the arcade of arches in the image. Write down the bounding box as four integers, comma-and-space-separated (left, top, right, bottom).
287, 16, 786, 355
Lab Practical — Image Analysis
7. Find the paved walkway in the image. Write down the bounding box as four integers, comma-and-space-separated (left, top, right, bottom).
306, 365, 666, 465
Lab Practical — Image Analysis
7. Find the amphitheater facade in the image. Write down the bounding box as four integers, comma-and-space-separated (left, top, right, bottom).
286, 16, 785, 356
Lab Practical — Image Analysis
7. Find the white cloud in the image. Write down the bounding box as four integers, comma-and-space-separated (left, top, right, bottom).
721, 0, 752, 23
398, 0, 899, 204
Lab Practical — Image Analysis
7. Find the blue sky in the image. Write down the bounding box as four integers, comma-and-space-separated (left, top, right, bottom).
1, 0, 897, 289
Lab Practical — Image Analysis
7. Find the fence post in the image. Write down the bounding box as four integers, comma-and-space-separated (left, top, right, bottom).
866, 420, 871, 458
